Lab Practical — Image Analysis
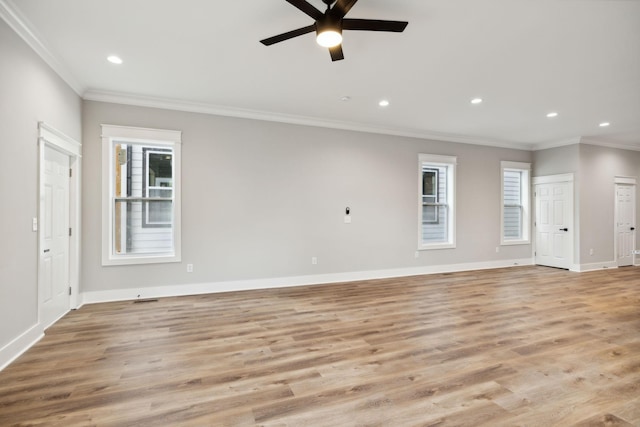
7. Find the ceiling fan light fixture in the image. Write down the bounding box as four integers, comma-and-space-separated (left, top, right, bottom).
316, 29, 342, 48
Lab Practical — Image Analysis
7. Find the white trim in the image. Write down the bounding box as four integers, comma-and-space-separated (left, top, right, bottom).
39, 122, 81, 156
580, 138, 640, 153
101, 124, 182, 144
614, 176, 637, 185
418, 154, 457, 250
532, 175, 575, 269
101, 125, 182, 266
574, 262, 618, 272
614, 182, 636, 268
418, 154, 458, 165
501, 161, 531, 171
0, 323, 43, 372
532, 173, 574, 185
533, 137, 640, 153
82, 258, 535, 304
85, 90, 537, 151
38, 122, 82, 310
500, 161, 531, 245
0, 0, 84, 95
531, 137, 582, 152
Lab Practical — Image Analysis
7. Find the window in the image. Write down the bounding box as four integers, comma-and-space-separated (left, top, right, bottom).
419, 154, 456, 249
101, 125, 182, 265
143, 148, 173, 227
422, 168, 439, 223
501, 161, 530, 245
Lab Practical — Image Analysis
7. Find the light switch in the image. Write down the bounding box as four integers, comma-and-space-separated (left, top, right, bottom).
32, 218, 38, 232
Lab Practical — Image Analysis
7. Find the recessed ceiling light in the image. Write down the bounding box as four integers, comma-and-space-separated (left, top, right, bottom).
107, 55, 123, 65
379, 99, 390, 107
546, 112, 558, 118
599, 122, 610, 127
340, 96, 351, 102
470, 98, 483, 105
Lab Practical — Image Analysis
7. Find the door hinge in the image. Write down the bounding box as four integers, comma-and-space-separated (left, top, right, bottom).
69, 168, 72, 178
69, 286, 72, 296
69, 227, 72, 237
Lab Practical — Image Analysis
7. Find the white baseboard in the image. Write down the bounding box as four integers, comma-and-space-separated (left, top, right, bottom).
575, 261, 618, 272
82, 258, 534, 305
0, 323, 43, 371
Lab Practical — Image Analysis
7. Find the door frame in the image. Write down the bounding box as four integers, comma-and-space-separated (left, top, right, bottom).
38, 122, 82, 319
613, 176, 637, 267
532, 173, 576, 271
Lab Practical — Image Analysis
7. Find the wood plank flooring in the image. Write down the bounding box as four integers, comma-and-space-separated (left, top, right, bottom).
1, 266, 639, 426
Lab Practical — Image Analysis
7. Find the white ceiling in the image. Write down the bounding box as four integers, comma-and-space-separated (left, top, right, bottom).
3, 0, 640, 150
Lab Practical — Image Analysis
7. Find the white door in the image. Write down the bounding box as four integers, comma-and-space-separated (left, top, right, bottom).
535, 181, 573, 269
615, 184, 636, 267
40, 145, 71, 329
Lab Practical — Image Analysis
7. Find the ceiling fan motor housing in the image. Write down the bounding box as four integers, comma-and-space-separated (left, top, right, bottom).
316, 14, 342, 38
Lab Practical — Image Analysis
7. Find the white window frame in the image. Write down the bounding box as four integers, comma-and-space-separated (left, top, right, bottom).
500, 161, 531, 245
418, 154, 457, 250
101, 125, 182, 266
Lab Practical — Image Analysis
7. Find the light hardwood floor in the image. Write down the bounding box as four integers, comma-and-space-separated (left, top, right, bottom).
1, 266, 639, 426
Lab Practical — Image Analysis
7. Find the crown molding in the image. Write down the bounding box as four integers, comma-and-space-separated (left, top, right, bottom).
531, 136, 582, 151
530, 135, 640, 153
0, 0, 84, 95
578, 137, 640, 152
83, 89, 535, 151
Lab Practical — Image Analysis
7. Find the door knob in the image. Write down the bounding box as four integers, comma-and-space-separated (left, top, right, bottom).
559, 228, 568, 232
632, 227, 636, 231
43, 249, 50, 253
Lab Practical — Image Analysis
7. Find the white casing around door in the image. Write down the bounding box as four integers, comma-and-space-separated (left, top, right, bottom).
615, 184, 636, 267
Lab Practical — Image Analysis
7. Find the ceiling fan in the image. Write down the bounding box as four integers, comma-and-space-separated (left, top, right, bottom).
260, 0, 408, 61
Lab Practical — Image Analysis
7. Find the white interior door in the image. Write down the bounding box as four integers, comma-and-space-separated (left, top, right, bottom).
535, 180, 573, 269
40, 145, 71, 329
615, 184, 636, 267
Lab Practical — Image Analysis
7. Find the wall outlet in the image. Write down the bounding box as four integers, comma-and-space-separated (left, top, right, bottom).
186, 263, 194, 273
495, 246, 500, 253
414, 251, 419, 259
311, 257, 318, 265
589, 248, 594, 256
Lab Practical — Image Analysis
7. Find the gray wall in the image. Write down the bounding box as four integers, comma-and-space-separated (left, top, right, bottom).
579, 143, 640, 263
0, 19, 81, 350
82, 101, 533, 293
532, 143, 640, 266
532, 144, 582, 264
532, 144, 579, 177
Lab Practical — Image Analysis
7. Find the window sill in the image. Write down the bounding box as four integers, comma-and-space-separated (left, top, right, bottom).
500, 240, 530, 246
419, 243, 456, 251
102, 253, 181, 266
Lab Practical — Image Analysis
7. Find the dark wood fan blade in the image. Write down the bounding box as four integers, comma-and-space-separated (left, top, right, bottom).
285, 0, 323, 20
260, 25, 316, 46
331, 0, 358, 18
342, 19, 408, 32
329, 44, 344, 61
